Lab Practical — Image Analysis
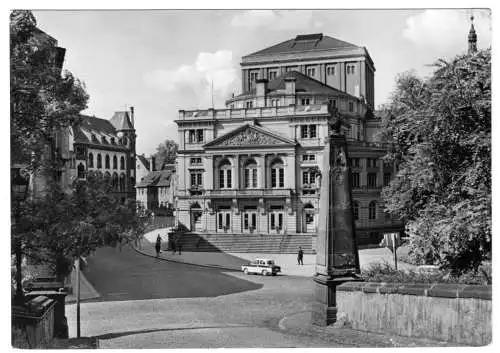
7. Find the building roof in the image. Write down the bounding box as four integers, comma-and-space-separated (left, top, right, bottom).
136, 170, 173, 188
236, 70, 357, 99
110, 111, 134, 131
137, 154, 150, 170
73, 115, 129, 148
244, 33, 359, 58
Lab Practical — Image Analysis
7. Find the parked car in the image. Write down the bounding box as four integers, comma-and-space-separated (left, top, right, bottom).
241, 258, 281, 276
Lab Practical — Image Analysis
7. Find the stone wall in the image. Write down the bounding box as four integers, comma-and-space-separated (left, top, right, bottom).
337, 281, 492, 346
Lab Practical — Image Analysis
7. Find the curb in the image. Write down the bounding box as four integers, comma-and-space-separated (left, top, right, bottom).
131, 244, 240, 272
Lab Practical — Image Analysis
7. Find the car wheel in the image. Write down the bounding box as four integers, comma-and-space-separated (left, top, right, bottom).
261, 270, 268, 276
244, 268, 249, 275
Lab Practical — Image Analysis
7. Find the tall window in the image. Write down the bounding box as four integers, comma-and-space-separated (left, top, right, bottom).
352, 172, 360, 188
105, 155, 110, 169
119, 174, 126, 192
353, 201, 359, 221
112, 173, 118, 190
367, 173, 377, 188
302, 170, 316, 186
347, 65, 356, 74
368, 201, 377, 220
350, 158, 360, 168
301, 98, 311, 105
190, 171, 203, 188
300, 125, 317, 138
302, 154, 316, 162
88, 153, 94, 168
97, 154, 102, 169
327, 65, 336, 76
271, 158, 284, 188
246, 101, 254, 108
113, 155, 117, 169
77, 163, 85, 179
120, 156, 125, 170
384, 172, 392, 186
219, 160, 232, 189
268, 70, 278, 80
249, 71, 259, 85
349, 101, 354, 112
329, 99, 337, 109
244, 159, 258, 188
367, 158, 378, 168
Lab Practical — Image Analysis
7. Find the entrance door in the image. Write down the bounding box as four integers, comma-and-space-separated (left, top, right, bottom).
243, 210, 258, 233
190, 210, 202, 232
269, 207, 284, 234
217, 210, 231, 232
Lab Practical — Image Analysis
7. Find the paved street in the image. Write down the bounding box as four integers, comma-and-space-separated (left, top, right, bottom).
67, 245, 452, 348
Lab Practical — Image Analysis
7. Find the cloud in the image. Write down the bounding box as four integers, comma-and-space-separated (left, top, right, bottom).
230, 10, 320, 31
144, 50, 240, 109
403, 9, 491, 54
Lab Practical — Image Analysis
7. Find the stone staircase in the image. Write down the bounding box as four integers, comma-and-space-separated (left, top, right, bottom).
171, 232, 316, 254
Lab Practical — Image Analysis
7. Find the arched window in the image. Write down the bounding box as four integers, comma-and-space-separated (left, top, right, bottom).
104, 171, 111, 182
122, 137, 128, 146
97, 154, 102, 169
113, 155, 117, 169
105, 155, 110, 169
120, 156, 125, 170
218, 159, 232, 189
119, 173, 126, 192
369, 201, 377, 220
77, 163, 85, 179
244, 158, 258, 188
270, 158, 284, 188
110, 137, 115, 145
353, 201, 359, 221
102, 136, 107, 144
112, 172, 119, 190
304, 203, 315, 226
88, 153, 94, 168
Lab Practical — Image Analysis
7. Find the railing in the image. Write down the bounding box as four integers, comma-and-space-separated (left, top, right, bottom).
178, 104, 330, 121
206, 188, 293, 198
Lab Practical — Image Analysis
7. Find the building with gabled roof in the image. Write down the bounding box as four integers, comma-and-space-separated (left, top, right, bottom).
136, 169, 176, 216
174, 33, 402, 246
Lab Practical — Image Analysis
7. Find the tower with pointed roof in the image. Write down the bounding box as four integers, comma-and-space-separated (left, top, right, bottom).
468, 15, 478, 53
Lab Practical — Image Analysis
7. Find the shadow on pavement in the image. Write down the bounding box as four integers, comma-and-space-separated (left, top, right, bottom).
82, 246, 263, 303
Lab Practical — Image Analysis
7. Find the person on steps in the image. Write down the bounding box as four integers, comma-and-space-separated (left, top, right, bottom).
297, 247, 304, 265
155, 234, 162, 258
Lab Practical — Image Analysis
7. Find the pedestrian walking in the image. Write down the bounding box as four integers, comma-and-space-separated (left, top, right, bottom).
155, 234, 162, 258
297, 247, 304, 265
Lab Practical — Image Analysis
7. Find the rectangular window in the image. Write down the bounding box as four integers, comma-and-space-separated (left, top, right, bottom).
367, 173, 377, 188
352, 172, 360, 188
349, 102, 354, 112
218, 213, 223, 229
279, 169, 284, 187
244, 213, 249, 229
219, 170, 225, 188
270, 214, 275, 229
244, 169, 249, 188
301, 125, 308, 138
303, 171, 309, 185
271, 169, 276, 188
197, 129, 204, 143
327, 65, 336, 76
226, 169, 232, 188
384, 172, 391, 186
329, 99, 337, 108
309, 125, 317, 138
301, 98, 310, 105
306, 67, 316, 77
285, 66, 298, 72
252, 169, 257, 188
188, 130, 196, 143
190, 157, 202, 165
268, 71, 278, 80
246, 101, 253, 108
249, 71, 259, 85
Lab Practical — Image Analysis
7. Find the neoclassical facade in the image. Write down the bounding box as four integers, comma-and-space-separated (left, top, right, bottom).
175, 33, 403, 243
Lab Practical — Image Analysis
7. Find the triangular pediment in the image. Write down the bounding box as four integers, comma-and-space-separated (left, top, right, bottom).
204, 124, 296, 149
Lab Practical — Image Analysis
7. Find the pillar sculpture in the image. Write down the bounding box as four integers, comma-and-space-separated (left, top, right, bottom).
312, 120, 361, 326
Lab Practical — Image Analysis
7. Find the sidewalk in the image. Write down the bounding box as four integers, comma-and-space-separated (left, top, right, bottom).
135, 234, 415, 276
65, 268, 100, 303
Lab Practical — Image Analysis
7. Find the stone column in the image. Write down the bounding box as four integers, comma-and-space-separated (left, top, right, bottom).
312, 133, 361, 326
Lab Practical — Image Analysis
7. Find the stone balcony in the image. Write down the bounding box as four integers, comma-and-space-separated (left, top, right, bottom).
177, 188, 293, 198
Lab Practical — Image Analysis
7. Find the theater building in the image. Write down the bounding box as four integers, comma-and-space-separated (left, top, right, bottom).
175, 33, 403, 244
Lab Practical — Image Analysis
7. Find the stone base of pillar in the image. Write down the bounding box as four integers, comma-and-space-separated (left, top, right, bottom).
311, 273, 362, 326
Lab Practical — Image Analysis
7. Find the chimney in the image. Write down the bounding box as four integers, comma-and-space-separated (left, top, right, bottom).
256, 78, 268, 108
147, 156, 156, 171
285, 77, 296, 95
130, 106, 135, 127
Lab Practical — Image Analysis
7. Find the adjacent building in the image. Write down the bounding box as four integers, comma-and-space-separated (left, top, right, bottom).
174, 33, 403, 244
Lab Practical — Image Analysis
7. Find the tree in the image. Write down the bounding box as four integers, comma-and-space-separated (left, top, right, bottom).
10, 10, 88, 171
20, 173, 148, 281
154, 139, 178, 168
378, 49, 491, 274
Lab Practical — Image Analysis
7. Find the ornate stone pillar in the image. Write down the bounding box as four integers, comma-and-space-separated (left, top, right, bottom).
312, 133, 361, 326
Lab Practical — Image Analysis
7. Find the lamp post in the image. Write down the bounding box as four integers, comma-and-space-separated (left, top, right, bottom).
11, 165, 30, 306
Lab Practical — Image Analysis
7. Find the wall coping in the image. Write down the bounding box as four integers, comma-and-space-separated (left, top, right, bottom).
338, 281, 492, 300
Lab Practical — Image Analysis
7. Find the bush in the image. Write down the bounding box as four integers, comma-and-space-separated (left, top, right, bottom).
361, 261, 491, 285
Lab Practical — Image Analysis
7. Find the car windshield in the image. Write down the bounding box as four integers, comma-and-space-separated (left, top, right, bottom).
267, 261, 275, 265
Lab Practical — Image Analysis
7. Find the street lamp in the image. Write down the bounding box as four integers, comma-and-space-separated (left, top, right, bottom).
11, 165, 30, 306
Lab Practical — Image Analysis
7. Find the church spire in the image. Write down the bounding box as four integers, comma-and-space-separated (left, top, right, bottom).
468, 15, 477, 53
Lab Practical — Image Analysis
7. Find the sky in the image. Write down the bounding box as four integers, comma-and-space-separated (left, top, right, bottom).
31, 9, 492, 156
